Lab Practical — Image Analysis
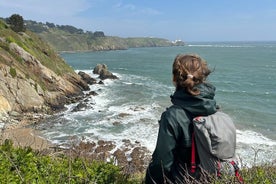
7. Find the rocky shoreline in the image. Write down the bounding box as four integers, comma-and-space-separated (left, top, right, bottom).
0, 64, 152, 173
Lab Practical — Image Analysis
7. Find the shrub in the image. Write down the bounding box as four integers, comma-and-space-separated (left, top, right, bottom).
7, 14, 26, 33
0, 140, 133, 183
9, 67, 17, 78
6, 36, 16, 43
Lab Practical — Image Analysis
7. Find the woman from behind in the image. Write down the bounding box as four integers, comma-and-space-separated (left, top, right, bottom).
145, 54, 217, 184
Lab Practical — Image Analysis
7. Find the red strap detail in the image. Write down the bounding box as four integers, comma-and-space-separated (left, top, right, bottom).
190, 132, 196, 173
230, 161, 244, 183
194, 116, 202, 122
217, 161, 221, 177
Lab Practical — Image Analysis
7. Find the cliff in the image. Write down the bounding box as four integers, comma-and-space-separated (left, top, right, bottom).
24, 20, 185, 52
0, 20, 88, 122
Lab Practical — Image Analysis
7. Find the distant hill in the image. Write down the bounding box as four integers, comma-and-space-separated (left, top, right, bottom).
24, 20, 184, 52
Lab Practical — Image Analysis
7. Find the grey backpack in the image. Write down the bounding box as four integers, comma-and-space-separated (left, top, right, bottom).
190, 111, 243, 182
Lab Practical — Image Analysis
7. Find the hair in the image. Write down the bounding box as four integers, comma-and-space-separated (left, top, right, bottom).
172, 54, 211, 96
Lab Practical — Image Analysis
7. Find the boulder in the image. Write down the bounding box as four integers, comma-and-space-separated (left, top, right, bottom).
78, 71, 97, 85
72, 102, 88, 112
99, 69, 118, 80
93, 64, 108, 74
93, 64, 118, 80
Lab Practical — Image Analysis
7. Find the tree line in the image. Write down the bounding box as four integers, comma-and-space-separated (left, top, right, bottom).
3, 14, 105, 37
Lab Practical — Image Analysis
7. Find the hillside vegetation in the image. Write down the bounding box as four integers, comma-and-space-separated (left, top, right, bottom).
25, 20, 184, 52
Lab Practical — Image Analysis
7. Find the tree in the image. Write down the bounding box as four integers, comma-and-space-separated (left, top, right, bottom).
94, 31, 105, 37
7, 14, 26, 32
58, 25, 84, 34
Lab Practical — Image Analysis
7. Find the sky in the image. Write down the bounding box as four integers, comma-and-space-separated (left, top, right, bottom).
1, 0, 276, 42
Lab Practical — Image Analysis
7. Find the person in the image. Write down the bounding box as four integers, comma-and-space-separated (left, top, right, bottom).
145, 54, 217, 183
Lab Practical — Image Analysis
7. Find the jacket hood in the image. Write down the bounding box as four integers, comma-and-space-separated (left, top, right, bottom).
170, 82, 217, 116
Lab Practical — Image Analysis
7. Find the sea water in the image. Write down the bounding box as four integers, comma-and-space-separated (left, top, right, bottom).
37, 42, 276, 166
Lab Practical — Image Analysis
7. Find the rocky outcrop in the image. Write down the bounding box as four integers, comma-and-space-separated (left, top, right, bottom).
0, 27, 89, 122
93, 64, 118, 80
62, 139, 151, 173
78, 71, 97, 85
0, 64, 46, 114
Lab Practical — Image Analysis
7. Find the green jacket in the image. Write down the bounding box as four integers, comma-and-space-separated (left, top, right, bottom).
145, 83, 217, 184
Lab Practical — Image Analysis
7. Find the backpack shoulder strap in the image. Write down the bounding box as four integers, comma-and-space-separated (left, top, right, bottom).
190, 116, 203, 174
190, 132, 196, 174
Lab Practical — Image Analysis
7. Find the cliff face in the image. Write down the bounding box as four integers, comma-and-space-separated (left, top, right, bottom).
0, 20, 88, 121
24, 20, 184, 52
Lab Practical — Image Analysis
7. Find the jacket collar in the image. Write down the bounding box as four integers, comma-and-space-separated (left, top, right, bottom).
170, 83, 217, 116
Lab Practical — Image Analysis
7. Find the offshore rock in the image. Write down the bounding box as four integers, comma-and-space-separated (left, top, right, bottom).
78, 71, 97, 85
93, 64, 118, 80
93, 64, 108, 74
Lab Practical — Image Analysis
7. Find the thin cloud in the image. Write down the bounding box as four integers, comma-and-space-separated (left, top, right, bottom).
141, 8, 162, 16
113, 2, 161, 16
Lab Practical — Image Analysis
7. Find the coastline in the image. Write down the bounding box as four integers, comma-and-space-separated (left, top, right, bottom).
0, 112, 152, 173
0, 114, 53, 150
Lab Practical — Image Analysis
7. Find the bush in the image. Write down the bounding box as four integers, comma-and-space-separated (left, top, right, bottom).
0, 140, 134, 183
7, 14, 26, 33
6, 36, 16, 43
9, 67, 17, 78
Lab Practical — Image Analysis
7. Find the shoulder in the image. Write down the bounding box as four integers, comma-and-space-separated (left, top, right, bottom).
159, 105, 193, 142
161, 105, 190, 125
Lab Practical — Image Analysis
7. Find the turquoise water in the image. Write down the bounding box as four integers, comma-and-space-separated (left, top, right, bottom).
39, 42, 276, 166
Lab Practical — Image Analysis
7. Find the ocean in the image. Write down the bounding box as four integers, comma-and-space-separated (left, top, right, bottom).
37, 42, 276, 166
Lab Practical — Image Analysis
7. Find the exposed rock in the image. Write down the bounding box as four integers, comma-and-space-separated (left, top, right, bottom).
114, 149, 129, 166
0, 95, 11, 117
0, 65, 45, 113
72, 102, 88, 112
93, 64, 108, 74
118, 113, 130, 118
0, 40, 89, 116
63, 73, 90, 91
87, 91, 98, 96
95, 140, 115, 153
99, 69, 118, 80
112, 121, 121, 126
78, 71, 97, 85
93, 64, 118, 80
130, 146, 151, 172
61, 139, 151, 173
8, 111, 23, 120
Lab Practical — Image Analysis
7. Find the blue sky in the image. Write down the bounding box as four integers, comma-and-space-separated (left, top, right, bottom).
1, 0, 276, 42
